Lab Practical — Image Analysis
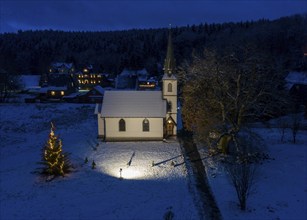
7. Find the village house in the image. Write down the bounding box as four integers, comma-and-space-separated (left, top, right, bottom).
78, 85, 105, 103
115, 69, 138, 90
49, 62, 75, 74
74, 65, 114, 90
95, 31, 177, 141
38, 62, 78, 102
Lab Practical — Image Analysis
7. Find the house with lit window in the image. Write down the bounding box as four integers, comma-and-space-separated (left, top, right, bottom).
95, 31, 177, 141
75, 66, 113, 90
38, 63, 78, 102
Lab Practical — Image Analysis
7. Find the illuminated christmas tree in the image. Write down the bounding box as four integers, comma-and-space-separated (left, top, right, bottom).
40, 122, 71, 177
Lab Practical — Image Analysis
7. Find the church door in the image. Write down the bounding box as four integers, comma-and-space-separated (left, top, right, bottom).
166, 121, 174, 136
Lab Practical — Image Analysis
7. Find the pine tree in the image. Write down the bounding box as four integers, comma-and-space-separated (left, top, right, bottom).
40, 122, 71, 177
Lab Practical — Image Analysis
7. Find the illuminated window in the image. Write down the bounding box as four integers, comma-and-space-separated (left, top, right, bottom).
119, 119, 126, 132
168, 83, 172, 92
51, 91, 55, 96
61, 91, 65, 96
143, 119, 149, 132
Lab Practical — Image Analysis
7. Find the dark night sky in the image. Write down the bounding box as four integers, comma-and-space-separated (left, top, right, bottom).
0, 0, 306, 33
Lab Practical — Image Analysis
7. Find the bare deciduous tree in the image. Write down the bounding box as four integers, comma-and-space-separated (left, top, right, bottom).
226, 161, 257, 210
179, 47, 287, 153
277, 118, 288, 143
0, 69, 20, 103
290, 112, 301, 144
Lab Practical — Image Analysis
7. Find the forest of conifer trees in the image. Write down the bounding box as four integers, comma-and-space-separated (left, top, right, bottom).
0, 14, 306, 76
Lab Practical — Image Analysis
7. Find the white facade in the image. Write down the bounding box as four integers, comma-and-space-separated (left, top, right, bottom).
162, 74, 178, 136
95, 79, 178, 141
100, 117, 164, 141
95, 91, 170, 141
95, 31, 178, 141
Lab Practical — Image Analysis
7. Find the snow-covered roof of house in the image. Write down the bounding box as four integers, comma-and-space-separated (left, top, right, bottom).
120, 68, 148, 77
120, 69, 136, 77
63, 92, 82, 98
52, 62, 73, 69
101, 91, 166, 118
19, 75, 41, 89
39, 86, 67, 93
285, 72, 307, 89
93, 85, 105, 95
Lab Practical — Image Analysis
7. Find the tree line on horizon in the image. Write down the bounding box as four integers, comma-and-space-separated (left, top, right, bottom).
0, 14, 306, 76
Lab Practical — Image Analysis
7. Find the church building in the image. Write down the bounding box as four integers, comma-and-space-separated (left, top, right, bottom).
95, 30, 177, 141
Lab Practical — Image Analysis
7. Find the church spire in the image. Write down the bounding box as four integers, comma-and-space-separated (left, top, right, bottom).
163, 26, 176, 76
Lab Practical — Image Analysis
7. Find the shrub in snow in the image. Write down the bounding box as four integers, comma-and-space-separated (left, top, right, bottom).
225, 161, 256, 210
92, 160, 96, 169
290, 113, 301, 144
223, 135, 259, 211
38, 122, 71, 178
164, 207, 174, 220
277, 118, 288, 143
170, 161, 175, 167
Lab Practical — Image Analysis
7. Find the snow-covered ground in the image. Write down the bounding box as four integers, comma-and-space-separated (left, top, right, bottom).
200, 119, 307, 220
0, 103, 198, 220
2, 103, 306, 220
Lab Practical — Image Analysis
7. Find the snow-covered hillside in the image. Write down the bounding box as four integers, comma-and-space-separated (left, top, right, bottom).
0, 103, 198, 220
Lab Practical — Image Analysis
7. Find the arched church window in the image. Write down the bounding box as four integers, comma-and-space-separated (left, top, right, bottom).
119, 119, 126, 132
167, 101, 172, 112
143, 119, 149, 132
168, 83, 172, 92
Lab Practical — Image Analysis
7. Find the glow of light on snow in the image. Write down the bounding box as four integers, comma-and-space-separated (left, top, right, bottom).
121, 168, 142, 179
100, 166, 145, 180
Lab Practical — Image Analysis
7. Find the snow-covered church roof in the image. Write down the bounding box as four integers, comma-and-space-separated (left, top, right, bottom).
100, 91, 166, 118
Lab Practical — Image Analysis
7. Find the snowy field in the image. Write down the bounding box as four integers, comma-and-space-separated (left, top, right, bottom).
201, 118, 307, 220
0, 103, 198, 220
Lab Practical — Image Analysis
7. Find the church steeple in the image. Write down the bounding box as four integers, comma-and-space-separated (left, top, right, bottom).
163, 27, 176, 76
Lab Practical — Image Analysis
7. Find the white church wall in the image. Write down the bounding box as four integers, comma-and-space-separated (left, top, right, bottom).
104, 117, 164, 141
162, 79, 177, 96
97, 114, 105, 138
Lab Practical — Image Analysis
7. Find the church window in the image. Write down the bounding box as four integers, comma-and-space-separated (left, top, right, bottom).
167, 101, 172, 112
143, 119, 149, 132
168, 83, 172, 92
119, 119, 126, 132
